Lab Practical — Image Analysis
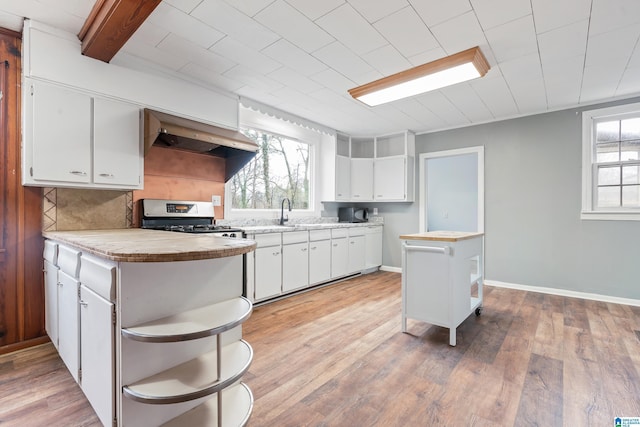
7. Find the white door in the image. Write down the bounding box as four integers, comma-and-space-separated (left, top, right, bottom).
93, 97, 141, 186
254, 246, 282, 300
309, 239, 331, 285
44, 260, 59, 349
80, 285, 115, 427
420, 147, 484, 233
29, 80, 91, 183
282, 242, 309, 292
58, 271, 80, 382
330, 237, 348, 278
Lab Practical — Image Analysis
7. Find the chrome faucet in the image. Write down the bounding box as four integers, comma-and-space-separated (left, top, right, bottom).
280, 198, 291, 225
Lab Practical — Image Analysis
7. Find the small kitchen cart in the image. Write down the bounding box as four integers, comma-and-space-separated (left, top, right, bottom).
400, 231, 484, 346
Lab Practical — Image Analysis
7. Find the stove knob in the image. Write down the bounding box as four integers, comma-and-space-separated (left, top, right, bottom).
221, 233, 229, 237
229, 233, 237, 238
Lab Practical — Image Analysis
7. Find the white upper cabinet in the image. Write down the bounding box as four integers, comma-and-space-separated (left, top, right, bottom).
93, 98, 142, 187
323, 131, 414, 203
23, 79, 143, 190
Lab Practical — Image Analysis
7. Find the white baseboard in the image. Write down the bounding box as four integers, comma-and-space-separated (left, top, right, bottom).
485, 279, 640, 307
380, 265, 401, 273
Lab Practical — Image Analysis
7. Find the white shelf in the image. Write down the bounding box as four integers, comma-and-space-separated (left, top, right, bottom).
122, 297, 252, 342
123, 340, 253, 404
161, 383, 253, 427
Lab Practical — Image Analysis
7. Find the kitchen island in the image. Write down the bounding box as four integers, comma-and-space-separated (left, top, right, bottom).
400, 231, 484, 346
43, 229, 256, 427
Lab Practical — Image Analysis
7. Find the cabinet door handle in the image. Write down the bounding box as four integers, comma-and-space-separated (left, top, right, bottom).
57, 282, 62, 287
79, 300, 88, 307
98, 173, 115, 178
350, 241, 355, 244
301, 248, 308, 252
69, 170, 87, 176
333, 243, 338, 247
273, 251, 280, 256
311, 246, 317, 250
377, 194, 383, 197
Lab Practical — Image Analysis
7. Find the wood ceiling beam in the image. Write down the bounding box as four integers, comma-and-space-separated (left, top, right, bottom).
78, 0, 161, 63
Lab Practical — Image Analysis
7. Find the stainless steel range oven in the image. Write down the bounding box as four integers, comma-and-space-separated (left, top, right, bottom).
140, 199, 243, 238
140, 198, 248, 295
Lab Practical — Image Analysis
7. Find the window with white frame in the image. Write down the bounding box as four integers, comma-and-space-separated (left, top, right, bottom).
582, 102, 640, 220
228, 128, 312, 210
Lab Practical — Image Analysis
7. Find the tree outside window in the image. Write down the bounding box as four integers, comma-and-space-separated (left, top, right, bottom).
230, 129, 310, 210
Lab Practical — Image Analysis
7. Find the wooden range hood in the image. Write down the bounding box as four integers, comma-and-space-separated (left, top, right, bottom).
143, 109, 259, 182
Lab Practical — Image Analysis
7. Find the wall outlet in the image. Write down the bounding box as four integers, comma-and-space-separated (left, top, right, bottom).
211, 195, 222, 206
373, 207, 378, 215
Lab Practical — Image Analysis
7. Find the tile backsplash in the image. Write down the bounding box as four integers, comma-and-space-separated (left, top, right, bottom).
43, 187, 133, 231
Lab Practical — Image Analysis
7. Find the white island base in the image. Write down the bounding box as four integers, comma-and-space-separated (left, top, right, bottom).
400, 231, 484, 346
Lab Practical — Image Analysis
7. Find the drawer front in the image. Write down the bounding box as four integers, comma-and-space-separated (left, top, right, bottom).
309, 229, 331, 241
79, 254, 116, 302
58, 245, 81, 278
282, 231, 308, 245
44, 240, 58, 264
331, 228, 348, 239
348, 227, 366, 237
253, 233, 282, 247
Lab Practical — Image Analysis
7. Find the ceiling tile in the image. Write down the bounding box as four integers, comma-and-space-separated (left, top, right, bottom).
309, 68, 357, 94
407, 47, 447, 66
157, 33, 237, 74
589, 0, 640, 37
210, 37, 282, 73
485, 15, 537, 62
312, 41, 375, 82
284, 0, 344, 20
541, 55, 583, 108
2, 1, 85, 33
580, 65, 624, 102
162, 0, 203, 14
430, 10, 487, 56
267, 67, 324, 93
254, 0, 334, 52
316, 3, 387, 55
119, 40, 189, 72
148, 3, 225, 49
531, 0, 591, 35
191, 0, 281, 51
222, 0, 276, 17
347, 0, 409, 23
127, 21, 170, 47
441, 83, 494, 123
393, 98, 448, 129
373, 6, 439, 57
180, 62, 246, 92
409, 0, 472, 26
617, 67, 640, 96
537, 19, 588, 67
471, 0, 531, 30
585, 23, 640, 68
470, 69, 519, 117
499, 54, 547, 113
224, 65, 285, 92
261, 39, 328, 75
417, 91, 470, 126
362, 44, 412, 76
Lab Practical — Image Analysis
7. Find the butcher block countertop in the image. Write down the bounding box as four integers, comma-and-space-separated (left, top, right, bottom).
399, 231, 484, 242
43, 229, 257, 262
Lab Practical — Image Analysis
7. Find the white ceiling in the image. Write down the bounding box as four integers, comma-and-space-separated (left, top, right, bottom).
2, 0, 640, 135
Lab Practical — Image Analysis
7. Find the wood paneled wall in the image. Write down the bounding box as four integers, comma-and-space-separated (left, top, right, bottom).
0, 28, 47, 355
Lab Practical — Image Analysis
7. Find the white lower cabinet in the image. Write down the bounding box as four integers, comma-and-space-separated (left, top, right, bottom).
330, 229, 349, 279
282, 232, 309, 293
252, 233, 282, 301
365, 225, 383, 269
347, 229, 366, 274
80, 285, 115, 427
309, 230, 331, 285
43, 259, 59, 349
58, 270, 80, 381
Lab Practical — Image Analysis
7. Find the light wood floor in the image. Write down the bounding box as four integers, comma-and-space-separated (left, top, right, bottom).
1, 271, 639, 426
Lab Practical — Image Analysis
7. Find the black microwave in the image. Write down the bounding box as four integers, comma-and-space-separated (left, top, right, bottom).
338, 207, 368, 223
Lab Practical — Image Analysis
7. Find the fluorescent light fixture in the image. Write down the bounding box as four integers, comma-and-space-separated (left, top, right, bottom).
348, 46, 490, 106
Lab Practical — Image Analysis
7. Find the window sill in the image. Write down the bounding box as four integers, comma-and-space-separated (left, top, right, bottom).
581, 210, 640, 221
